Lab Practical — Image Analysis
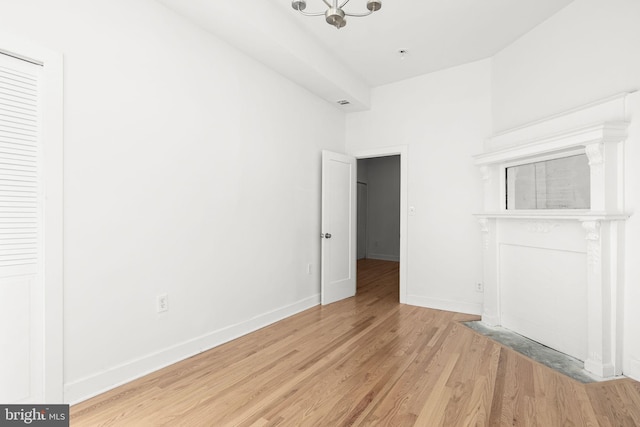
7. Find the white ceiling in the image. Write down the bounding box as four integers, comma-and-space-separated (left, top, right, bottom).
159, 0, 574, 110
276, 0, 574, 87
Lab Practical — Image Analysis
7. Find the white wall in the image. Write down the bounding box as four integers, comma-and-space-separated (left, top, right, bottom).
492, 0, 640, 132
346, 59, 492, 314
491, 0, 640, 380
359, 156, 400, 261
0, 0, 345, 403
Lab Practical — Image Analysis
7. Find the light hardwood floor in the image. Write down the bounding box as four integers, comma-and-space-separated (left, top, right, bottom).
71, 259, 640, 426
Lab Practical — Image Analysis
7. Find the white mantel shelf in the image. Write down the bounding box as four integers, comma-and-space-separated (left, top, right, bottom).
474, 212, 630, 221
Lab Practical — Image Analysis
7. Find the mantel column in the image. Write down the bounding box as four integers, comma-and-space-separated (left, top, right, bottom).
478, 217, 499, 326
581, 219, 622, 378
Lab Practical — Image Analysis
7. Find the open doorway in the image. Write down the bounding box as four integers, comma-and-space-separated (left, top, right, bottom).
320, 147, 407, 306
356, 155, 401, 300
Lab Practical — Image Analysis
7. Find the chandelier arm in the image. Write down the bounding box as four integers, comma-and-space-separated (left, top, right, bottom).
322, 0, 332, 7
344, 10, 373, 17
297, 9, 328, 16
339, 0, 351, 7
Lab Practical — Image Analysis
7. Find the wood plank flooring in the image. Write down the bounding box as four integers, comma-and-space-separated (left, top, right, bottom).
71, 259, 640, 426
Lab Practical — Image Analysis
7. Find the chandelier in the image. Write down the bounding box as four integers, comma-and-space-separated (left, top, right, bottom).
291, 0, 382, 29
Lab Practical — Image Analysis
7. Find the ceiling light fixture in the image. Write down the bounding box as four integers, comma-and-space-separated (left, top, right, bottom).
291, 0, 382, 30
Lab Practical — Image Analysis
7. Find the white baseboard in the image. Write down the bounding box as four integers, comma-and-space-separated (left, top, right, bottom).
624, 357, 640, 382
405, 295, 482, 316
366, 253, 400, 262
65, 294, 320, 405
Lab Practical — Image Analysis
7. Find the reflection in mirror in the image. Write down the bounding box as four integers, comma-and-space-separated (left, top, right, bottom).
506, 154, 590, 209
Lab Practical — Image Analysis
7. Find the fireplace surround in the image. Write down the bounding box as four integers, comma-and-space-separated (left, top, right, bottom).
474, 94, 631, 378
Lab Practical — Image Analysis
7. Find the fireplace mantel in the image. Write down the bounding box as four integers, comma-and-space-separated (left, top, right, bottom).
474, 94, 631, 379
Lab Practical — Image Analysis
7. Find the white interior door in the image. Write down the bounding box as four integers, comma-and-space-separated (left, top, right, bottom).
321, 150, 356, 305
0, 52, 45, 403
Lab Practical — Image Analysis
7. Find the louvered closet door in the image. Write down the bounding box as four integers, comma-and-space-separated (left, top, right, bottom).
0, 52, 44, 404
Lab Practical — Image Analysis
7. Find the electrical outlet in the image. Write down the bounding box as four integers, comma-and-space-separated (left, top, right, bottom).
475, 283, 484, 293
157, 294, 168, 313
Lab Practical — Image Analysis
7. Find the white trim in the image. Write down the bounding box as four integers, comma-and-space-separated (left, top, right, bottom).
0, 34, 64, 403
65, 294, 320, 405
474, 122, 628, 166
351, 146, 408, 304
501, 147, 586, 169
405, 295, 482, 316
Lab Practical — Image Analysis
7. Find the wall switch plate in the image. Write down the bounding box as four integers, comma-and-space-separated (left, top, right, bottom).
475, 283, 484, 293
307, 263, 312, 275
157, 294, 168, 313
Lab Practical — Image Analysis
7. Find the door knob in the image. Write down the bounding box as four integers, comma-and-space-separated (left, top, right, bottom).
325, 233, 332, 239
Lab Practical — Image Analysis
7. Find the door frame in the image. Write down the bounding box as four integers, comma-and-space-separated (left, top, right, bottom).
352, 146, 407, 304
1, 34, 64, 402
